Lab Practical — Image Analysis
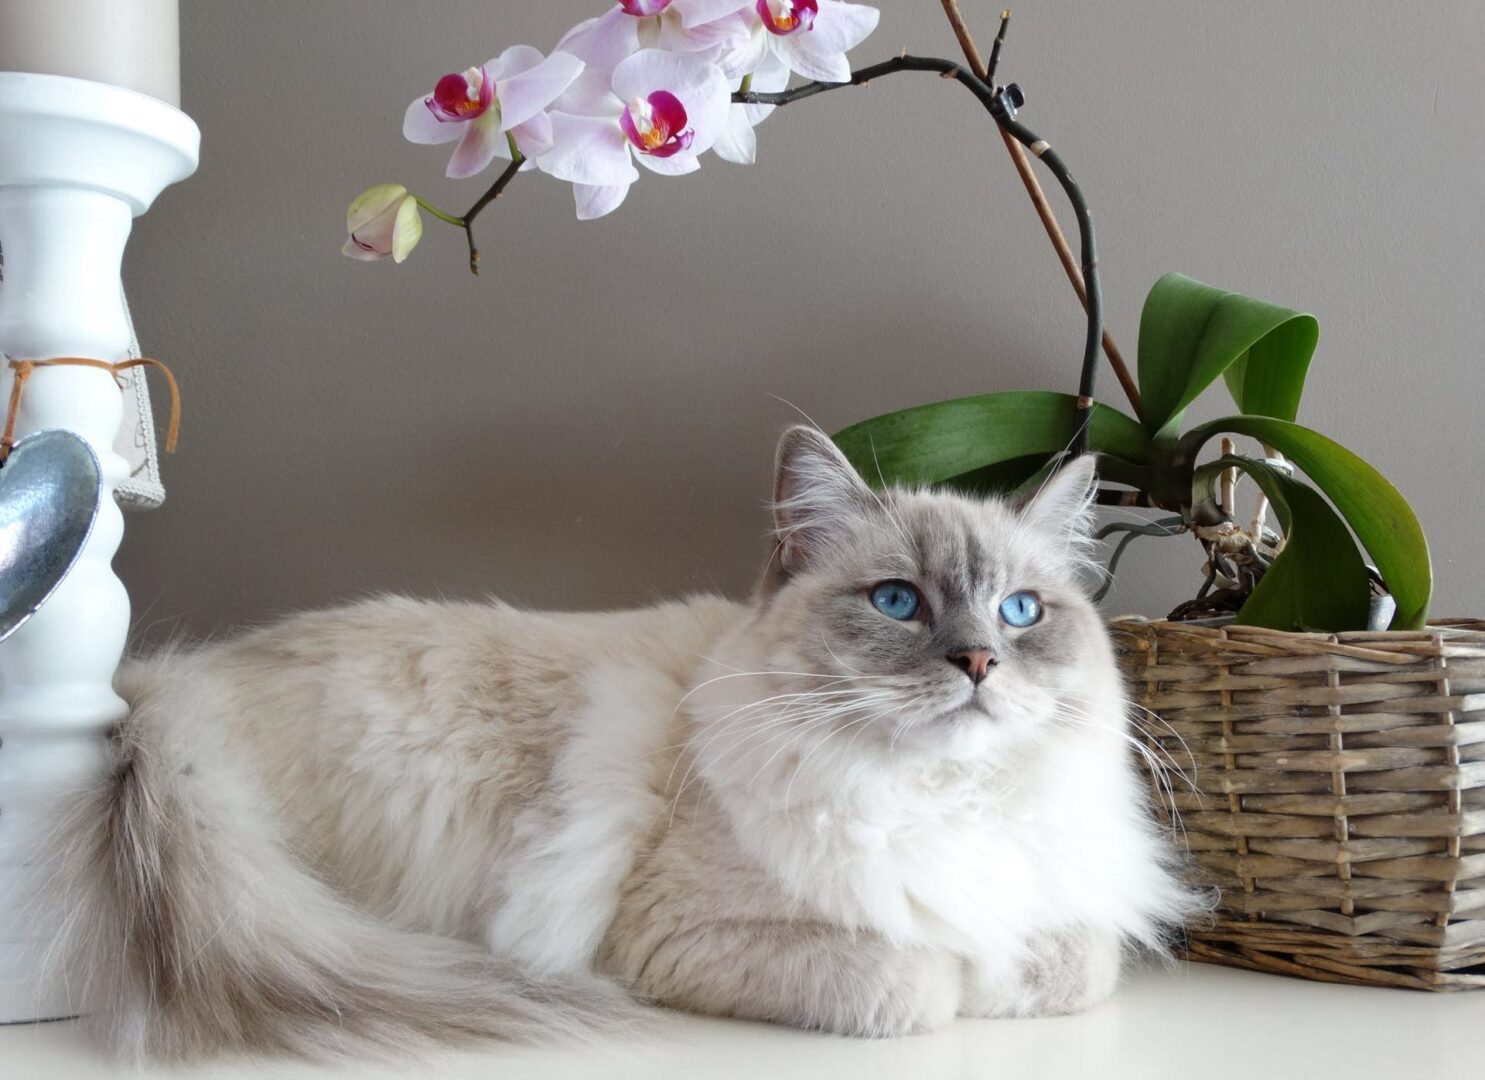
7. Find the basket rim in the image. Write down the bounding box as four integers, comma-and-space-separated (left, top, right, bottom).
1108, 617, 1485, 663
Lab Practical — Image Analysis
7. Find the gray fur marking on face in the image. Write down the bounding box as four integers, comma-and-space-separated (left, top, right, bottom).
759, 428, 1106, 747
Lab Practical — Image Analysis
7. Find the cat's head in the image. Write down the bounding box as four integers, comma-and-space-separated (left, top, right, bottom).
693, 426, 1117, 774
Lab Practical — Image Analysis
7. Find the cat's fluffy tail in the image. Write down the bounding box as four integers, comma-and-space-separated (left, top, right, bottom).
40, 704, 641, 1062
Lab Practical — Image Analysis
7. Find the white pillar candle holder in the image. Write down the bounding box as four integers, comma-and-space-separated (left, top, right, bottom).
0, 72, 198, 1023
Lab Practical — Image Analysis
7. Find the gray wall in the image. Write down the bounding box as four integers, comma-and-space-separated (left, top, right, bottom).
118, 1, 1484, 639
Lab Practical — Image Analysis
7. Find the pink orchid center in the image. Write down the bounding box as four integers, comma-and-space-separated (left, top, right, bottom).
620, 91, 695, 158
619, 0, 672, 14
756, 0, 817, 35
426, 66, 495, 123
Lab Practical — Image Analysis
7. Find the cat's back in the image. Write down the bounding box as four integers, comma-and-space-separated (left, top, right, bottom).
121, 591, 743, 716
115, 593, 745, 936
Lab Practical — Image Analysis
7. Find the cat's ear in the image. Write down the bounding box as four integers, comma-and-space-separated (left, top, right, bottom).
770, 426, 875, 577
1020, 453, 1098, 541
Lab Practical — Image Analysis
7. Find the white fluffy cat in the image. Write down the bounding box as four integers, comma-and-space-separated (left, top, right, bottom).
41, 426, 1191, 1060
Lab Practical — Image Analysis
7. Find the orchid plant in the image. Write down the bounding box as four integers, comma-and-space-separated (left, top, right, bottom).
345, 2, 1432, 633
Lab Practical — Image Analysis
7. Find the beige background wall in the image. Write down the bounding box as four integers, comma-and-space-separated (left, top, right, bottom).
116, 1, 1483, 639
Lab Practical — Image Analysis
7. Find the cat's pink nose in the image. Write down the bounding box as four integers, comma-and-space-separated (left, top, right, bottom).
947, 647, 996, 685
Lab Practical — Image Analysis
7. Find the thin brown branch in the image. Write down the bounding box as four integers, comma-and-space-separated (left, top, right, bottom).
938, 0, 989, 77
936, 1, 1144, 421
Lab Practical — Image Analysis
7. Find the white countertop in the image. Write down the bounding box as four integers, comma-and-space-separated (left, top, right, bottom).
3, 962, 1481, 1080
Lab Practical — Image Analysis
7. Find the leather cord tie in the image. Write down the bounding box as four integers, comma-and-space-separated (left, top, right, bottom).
1, 356, 181, 464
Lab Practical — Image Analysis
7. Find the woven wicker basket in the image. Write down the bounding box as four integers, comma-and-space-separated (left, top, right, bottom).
1110, 618, 1485, 990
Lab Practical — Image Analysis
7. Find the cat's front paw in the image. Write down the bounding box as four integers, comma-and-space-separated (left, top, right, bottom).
844, 947, 962, 1037
963, 928, 1122, 1019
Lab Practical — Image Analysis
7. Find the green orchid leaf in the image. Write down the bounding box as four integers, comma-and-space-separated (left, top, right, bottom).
832, 391, 1148, 492
1183, 416, 1431, 629
1138, 273, 1319, 434
944, 453, 1152, 501
1003, 454, 1153, 501
1192, 456, 1370, 632
941, 454, 1051, 497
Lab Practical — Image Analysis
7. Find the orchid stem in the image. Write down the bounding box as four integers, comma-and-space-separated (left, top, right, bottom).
734, 55, 1104, 455
413, 198, 465, 228
458, 148, 524, 276
986, 10, 1011, 84
938, 0, 1142, 423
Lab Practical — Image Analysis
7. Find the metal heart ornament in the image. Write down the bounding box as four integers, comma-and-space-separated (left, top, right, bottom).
0, 430, 101, 644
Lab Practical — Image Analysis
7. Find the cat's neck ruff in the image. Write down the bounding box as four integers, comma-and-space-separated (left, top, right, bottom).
688, 665, 1040, 951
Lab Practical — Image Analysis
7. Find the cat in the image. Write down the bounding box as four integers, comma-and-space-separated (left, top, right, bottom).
39, 425, 1193, 1060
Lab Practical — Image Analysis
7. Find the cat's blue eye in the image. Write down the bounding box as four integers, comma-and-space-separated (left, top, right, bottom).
999, 590, 1042, 628
870, 581, 922, 621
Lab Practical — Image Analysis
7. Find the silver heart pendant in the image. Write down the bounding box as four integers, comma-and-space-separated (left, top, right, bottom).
0, 430, 101, 644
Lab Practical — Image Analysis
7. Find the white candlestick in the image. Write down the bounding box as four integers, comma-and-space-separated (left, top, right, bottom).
0, 0, 180, 107
0, 72, 197, 1024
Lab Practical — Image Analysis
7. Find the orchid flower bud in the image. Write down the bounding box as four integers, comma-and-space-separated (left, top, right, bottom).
342, 184, 423, 263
